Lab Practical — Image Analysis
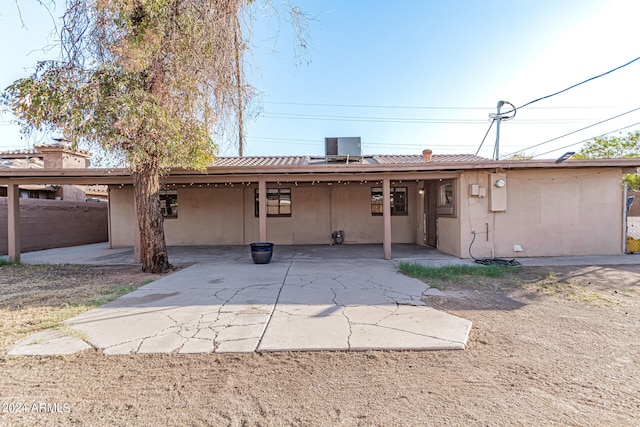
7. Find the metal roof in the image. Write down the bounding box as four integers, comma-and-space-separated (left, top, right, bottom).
212, 156, 309, 167
211, 154, 489, 167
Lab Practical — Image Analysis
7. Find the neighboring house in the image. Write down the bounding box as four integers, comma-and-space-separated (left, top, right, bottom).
2, 142, 640, 261
0, 142, 109, 257
0, 143, 106, 201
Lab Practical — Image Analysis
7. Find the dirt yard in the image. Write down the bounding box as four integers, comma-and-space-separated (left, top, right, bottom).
1, 263, 639, 426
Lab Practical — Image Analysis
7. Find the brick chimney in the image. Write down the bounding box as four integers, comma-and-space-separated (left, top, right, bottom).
35, 142, 91, 169
422, 149, 433, 162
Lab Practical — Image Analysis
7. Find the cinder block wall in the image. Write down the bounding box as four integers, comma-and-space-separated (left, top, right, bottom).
0, 198, 108, 255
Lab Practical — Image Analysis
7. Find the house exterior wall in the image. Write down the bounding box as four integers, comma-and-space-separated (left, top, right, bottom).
243, 184, 333, 244
164, 187, 245, 245
109, 186, 136, 246
0, 198, 108, 254
109, 183, 417, 247
456, 168, 624, 258
108, 168, 624, 257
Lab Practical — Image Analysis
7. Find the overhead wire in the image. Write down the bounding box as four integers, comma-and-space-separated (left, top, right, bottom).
481, 56, 640, 158
501, 106, 640, 158
503, 55, 640, 115
265, 101, 491, 110
265, 101, 625, 111
532, 121, 640, 158
475, 119, 496, 156
262, 112, 488, 124
246, 136, 476, 150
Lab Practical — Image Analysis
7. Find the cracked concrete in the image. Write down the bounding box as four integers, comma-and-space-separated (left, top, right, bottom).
9, 245, 473, 356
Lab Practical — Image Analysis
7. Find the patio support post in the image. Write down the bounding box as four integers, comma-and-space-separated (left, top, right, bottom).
258, 179, 267, 241
133, 193, 141, 263
383, 177, 392, 260
7, 184, 21, 263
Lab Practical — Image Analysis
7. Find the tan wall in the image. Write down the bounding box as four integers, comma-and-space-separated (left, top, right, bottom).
164, 187, 245, 245
0, 198, 108, 255
437, 217, 462, 257
109, 183, 417, 246
109, 186, 136, 246
243, 184, 333, 244
454, 168, 624, 258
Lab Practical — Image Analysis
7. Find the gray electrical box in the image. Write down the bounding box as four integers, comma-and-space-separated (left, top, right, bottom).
325, 137, 362, 162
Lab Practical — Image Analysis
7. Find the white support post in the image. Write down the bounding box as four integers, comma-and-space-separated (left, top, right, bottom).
383, 178, 392, 260
258, 179, 267, 242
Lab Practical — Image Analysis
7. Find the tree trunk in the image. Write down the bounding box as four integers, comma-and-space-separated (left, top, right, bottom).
132, 159, 170, 273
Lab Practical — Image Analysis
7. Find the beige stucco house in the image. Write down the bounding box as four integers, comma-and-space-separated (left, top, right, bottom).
1, 148, 639, 262
106, 152, 640, 260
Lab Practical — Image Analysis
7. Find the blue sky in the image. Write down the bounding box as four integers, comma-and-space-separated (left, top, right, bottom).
2, 1, 640, 160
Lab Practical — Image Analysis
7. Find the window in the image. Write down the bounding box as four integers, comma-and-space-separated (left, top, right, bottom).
437, 180, 456, 217
160, 191, 178, 218
371, 187, 408, 215
255, 188, 292, 217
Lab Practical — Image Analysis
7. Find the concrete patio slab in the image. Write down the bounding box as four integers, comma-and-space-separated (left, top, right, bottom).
9, 246, 475, 355
10, 243, 637, 356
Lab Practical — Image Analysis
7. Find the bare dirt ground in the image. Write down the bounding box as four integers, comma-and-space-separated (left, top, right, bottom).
1, 263, 639, 426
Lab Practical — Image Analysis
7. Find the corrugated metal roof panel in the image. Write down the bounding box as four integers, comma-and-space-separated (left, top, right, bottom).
212, 156, 309, 167
373, 154, 491, 164
212, 154, 492, 167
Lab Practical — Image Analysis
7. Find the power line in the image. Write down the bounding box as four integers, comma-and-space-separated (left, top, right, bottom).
506, 55, 640, 114
501, 106, 640, 158
482, 55, 640, 156
246, 136, 476, 149
263, 112, 488, 124
262, 112, 596, 125
533, 122, 640, 158
265, 101, 627, 111
265, 101, 490, 110
475, 119, 496, 156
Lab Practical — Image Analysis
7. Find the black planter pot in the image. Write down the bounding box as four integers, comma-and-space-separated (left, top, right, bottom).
250, 242, 274, 264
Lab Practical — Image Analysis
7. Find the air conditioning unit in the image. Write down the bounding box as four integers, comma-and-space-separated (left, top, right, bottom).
325, 137, 362, 163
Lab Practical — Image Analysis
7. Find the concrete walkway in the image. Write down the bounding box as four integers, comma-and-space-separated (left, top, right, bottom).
9, 243, 638, 356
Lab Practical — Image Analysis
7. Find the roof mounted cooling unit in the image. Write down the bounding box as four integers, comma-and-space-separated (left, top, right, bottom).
325, 137, 362, 163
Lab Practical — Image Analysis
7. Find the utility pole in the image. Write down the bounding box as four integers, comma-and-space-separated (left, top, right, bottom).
492, 100, 515, 160
233, 16, 244, 157
494, 100, 504, 160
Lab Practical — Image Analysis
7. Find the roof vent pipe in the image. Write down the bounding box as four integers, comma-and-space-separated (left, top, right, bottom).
422, 149, 433, 162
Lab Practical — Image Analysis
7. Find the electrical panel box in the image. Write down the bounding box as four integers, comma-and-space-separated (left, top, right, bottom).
469, 184, 479, 196
489, 173, 507, 212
